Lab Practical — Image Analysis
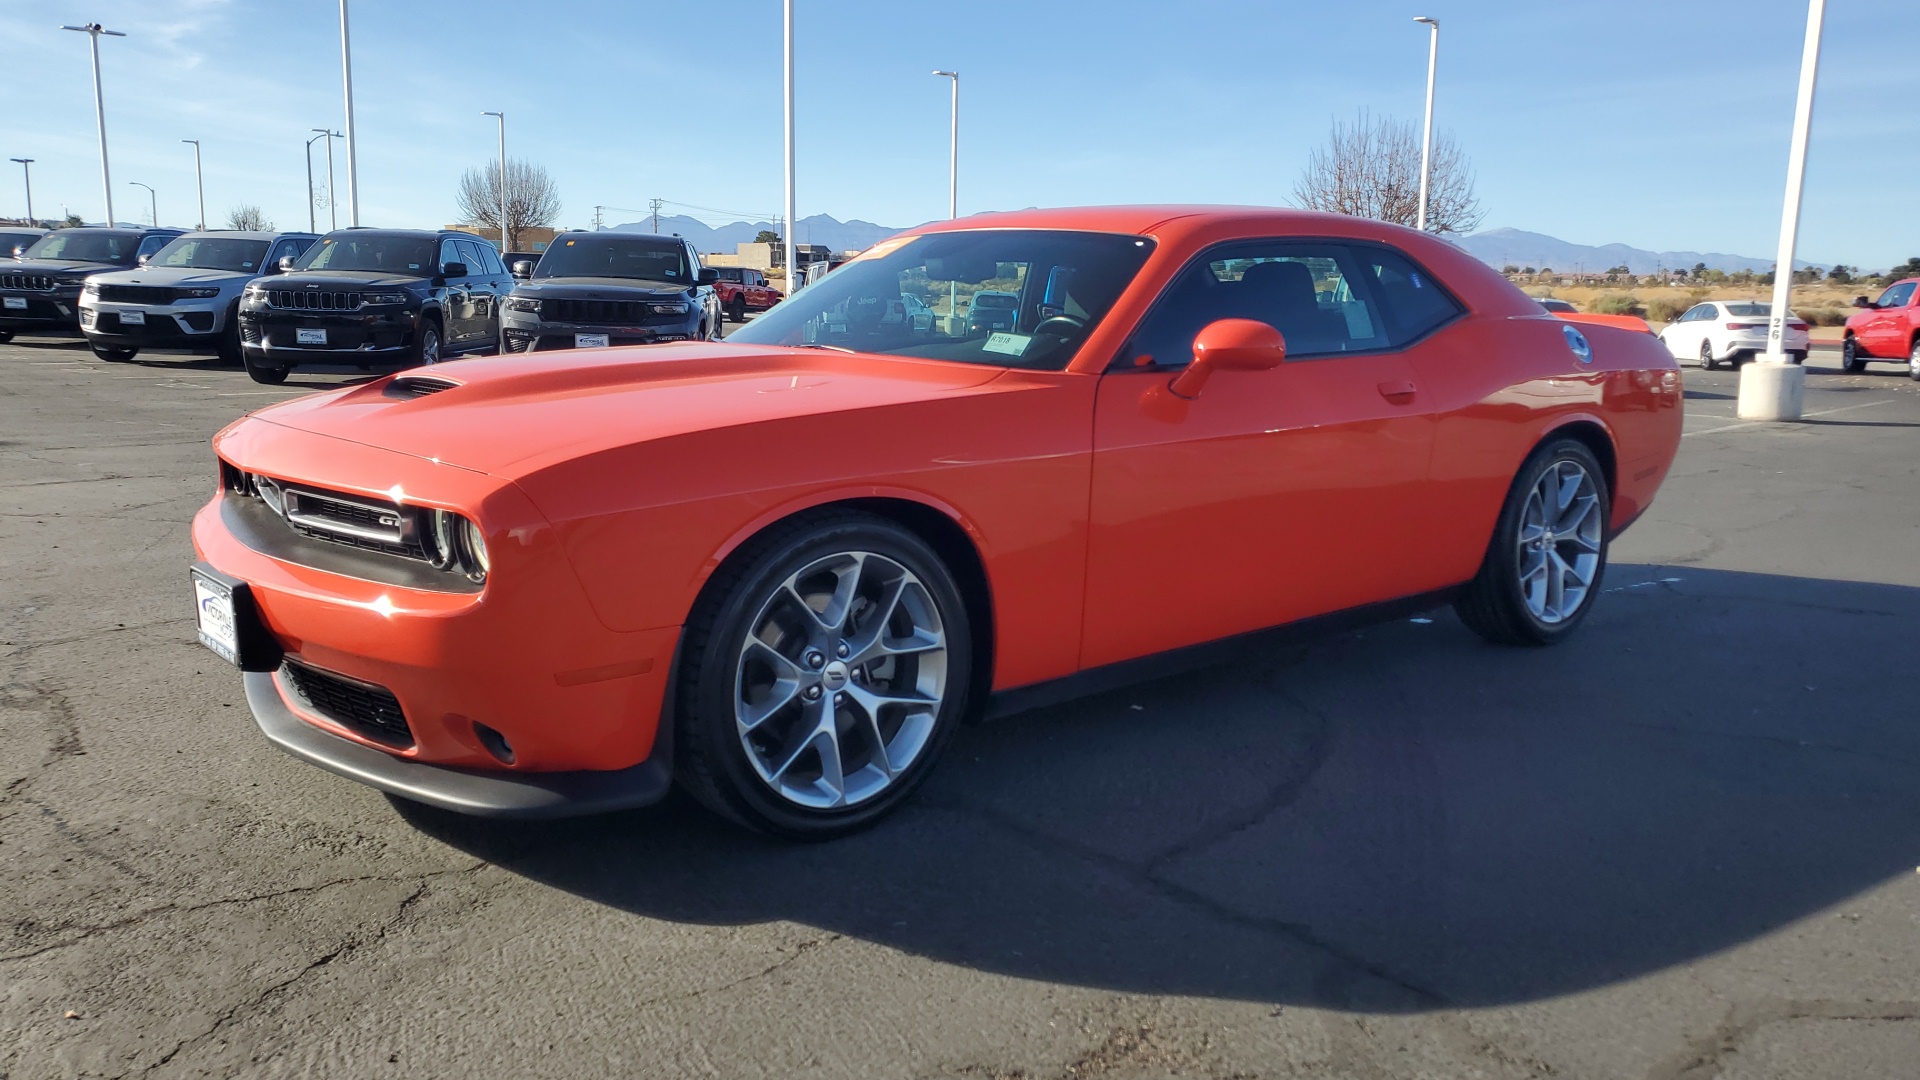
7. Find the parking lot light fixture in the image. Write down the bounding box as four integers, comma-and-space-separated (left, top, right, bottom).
1739, 0, 1825, 422
61, 22, 125, 226
933, 71, 958, 220
9, 158, 32, 226
304, 131, 329, 232
783, 0, 796, 290
338, 0, 360, 227
128, 181, 155, 228
483, 112, 506, 251
1413, 16, 1438, 232
182, 139, 203, 230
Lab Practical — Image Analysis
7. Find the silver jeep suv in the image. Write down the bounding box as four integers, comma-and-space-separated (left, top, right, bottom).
79, 231, 318, 363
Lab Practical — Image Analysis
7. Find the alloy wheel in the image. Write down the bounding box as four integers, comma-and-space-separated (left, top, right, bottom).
420, 328, 440, 365
733, 550, 947, 810
1516, 460, 1603, 625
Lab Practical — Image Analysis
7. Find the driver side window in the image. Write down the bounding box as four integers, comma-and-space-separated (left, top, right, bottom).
438, 239, 466, 276
1121, 242, 1387, 368
1878, 282, 1916, 308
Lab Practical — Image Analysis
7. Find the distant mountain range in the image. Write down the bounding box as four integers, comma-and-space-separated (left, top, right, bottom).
610, 213, 911, 254
1455, 227, 1812, 275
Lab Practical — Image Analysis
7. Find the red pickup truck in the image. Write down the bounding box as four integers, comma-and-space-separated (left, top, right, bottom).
710, 267, 783, 323
1842, 278, 1920, 377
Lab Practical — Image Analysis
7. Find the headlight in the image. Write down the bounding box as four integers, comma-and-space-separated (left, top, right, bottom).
647, 302, 690, 315
425, 508, 488, 583
243, 284, 267, 299
461, 517, 489, 577
82, 281, 101, 295
362, 291, 408, 305
505, 296, 542, 313
182, 287, 221, 299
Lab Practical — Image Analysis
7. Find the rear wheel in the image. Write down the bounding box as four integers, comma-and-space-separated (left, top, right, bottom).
1699, 340, 1719, 371
1841, 335, 1868, 374
727, 295, 748, 323
1455, 437, 1611, 647
89, 342, 138, 362
216, 305, 243, 365
242, 349, 289, 385
675, 510, 972, 839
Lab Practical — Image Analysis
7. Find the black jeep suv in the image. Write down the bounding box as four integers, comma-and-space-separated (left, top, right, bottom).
500, 232, 721, 353
235, 229, 511, 384
0, 227, 183, 341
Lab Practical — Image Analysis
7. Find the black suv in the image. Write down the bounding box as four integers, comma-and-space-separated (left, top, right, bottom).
500, 232, 721, 353
0, 227, 183, 341
235, 229, 511, 384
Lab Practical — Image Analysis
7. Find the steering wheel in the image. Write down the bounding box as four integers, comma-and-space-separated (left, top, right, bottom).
1033, 314, 1086, 338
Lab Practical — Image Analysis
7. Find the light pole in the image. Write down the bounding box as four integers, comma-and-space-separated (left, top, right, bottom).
304, 131, 328, 232
1739, 0, 1826, 423
933, 71, 958, 219
338, 0, 360, 226
61, 22, 126, 226
9, 158, 32, 226
782, 0, 796, 289
181, 139, 203, 230
312, 128, 339, 229
128, 181, 155, 228
482, 111, 507, 251
1413, 16, 1439, 232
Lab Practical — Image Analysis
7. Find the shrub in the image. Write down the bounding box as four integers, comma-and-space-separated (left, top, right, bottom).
1590, 293, 1641, 316
1802, 307, 1851, 327
1645, 296, 1692, 323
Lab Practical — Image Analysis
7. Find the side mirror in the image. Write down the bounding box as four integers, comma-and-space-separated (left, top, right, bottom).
277, 256, 298, 273
137, 254, 151, 267
698, 267, 719, 286
1852, 295, 1872, 308
441, 262, 469, 279
511, 260, 534, 279
1167, 318, 1288, 400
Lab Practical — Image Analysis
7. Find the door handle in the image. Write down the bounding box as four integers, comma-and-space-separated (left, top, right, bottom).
1377, 380, 1417, 402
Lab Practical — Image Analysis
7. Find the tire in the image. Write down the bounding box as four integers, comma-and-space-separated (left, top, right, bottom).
675, 510, 973, 839
0, 330, 13, 343
1789, 350, 1806, 365
727, 295, 748, 323
1699, 340, 1718, 371
413, 319, 442, 366
89, 342, 138, 362
241, 349, 289, 385
1454, 437, 1611, 647
1841, 335, 1867, 374
1909, 338, 1920, 382
217, 305, 244, 365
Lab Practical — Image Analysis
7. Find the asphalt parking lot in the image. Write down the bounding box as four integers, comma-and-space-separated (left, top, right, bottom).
3, 337, 1918, 1080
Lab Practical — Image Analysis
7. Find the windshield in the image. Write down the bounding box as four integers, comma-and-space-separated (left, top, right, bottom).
296, 234, 436, 274
149, 237, 272, 272
729, 229, 1156, 370
22, 231, 137, 264
534, 235, 692, 284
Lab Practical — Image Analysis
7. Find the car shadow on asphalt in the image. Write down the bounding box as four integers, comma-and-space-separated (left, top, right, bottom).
397, 564, 1920, 1012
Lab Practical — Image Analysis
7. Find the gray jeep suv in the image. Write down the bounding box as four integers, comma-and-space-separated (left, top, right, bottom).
79, 231, 318, 362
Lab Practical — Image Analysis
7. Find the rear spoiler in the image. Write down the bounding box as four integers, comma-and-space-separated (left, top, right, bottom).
1554, 311, 1656, 336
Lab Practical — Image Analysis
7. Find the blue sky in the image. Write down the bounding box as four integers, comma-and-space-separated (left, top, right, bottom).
3, 0, 1915, 268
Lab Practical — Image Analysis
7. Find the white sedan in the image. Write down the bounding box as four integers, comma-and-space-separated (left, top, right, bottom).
1659, 300, 1809, 370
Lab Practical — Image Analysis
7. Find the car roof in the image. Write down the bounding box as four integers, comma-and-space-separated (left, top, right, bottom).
173, 230, 319, 241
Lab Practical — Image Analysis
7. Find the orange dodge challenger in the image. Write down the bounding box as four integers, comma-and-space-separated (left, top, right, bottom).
191, 206, 1682, 837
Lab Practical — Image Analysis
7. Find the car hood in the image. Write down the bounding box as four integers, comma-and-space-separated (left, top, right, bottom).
514, 277, 696, 299
247, 342, 1007, 478
87, 266, 254, 287
5, 259, 127, 278
271, 270, 428, 289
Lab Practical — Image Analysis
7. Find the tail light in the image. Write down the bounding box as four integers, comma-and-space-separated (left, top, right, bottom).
1789, 320, 1808, 330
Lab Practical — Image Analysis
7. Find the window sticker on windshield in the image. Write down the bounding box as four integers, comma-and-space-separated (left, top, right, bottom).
408, 263, 420, 270
982, 332, 1031, 357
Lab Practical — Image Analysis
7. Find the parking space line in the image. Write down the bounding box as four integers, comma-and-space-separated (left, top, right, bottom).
1682, 398, 1890, 438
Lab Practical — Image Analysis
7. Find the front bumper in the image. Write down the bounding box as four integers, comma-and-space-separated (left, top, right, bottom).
193, 424, 682, 816
1716, 331, 1810, 359
500, 311, 698, 353
239, 305, 420, 366
81, 298, 226, 348
0, 289, 83, 331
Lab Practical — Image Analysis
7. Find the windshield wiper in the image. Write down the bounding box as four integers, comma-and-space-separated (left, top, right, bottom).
792, 343, 856, 354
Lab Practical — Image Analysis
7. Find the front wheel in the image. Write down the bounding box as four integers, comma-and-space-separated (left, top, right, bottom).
0, 330, 13, 343
90, 342, 138, 362
727, 295, 748, 323
1454, 437, 1611, 647
1841, 335, 1867, 374
1908, 338, 1920, 381
675, 511, 972, 839
217, 307, 244, 365
242, 350, 289, 385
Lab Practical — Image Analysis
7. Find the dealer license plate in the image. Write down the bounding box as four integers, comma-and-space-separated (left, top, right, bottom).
191, 570, 240, 666
120, 309, 146, 326
575, 333, 609, 349
3, 296, 25, 310
296, 328, 328, 345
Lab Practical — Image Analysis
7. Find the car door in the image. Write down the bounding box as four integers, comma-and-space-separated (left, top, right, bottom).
1665, 304, 1705, 358
436, 238, 478, 345
1081, 240, 1438, 670
1864, 281, 1915, 355
459, 239, 506, 351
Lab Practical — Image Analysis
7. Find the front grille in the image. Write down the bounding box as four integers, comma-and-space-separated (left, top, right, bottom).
0, 273, 57, 291
541, 297, 679, 325
280, 660, 413, 748
99, 312, 183, 335
268, 289, 362, 311
273, 483, 424, 559
240, 320, 263, 344
96, 283, 183, 303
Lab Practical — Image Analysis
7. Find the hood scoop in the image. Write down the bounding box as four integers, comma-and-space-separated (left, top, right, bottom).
382, 375, 462, 400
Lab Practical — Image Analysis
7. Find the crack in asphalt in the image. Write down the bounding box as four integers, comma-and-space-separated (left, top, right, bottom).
1647, 999, 1920, 1080
1, 617, 192, 661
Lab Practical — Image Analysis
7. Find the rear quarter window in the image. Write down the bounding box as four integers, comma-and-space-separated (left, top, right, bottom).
1352, 245, 1464, 346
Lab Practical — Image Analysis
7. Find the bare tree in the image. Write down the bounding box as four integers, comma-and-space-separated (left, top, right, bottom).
456, 158, 561, 250
1292, 112, 1484, 235
224, 204, 273, 231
